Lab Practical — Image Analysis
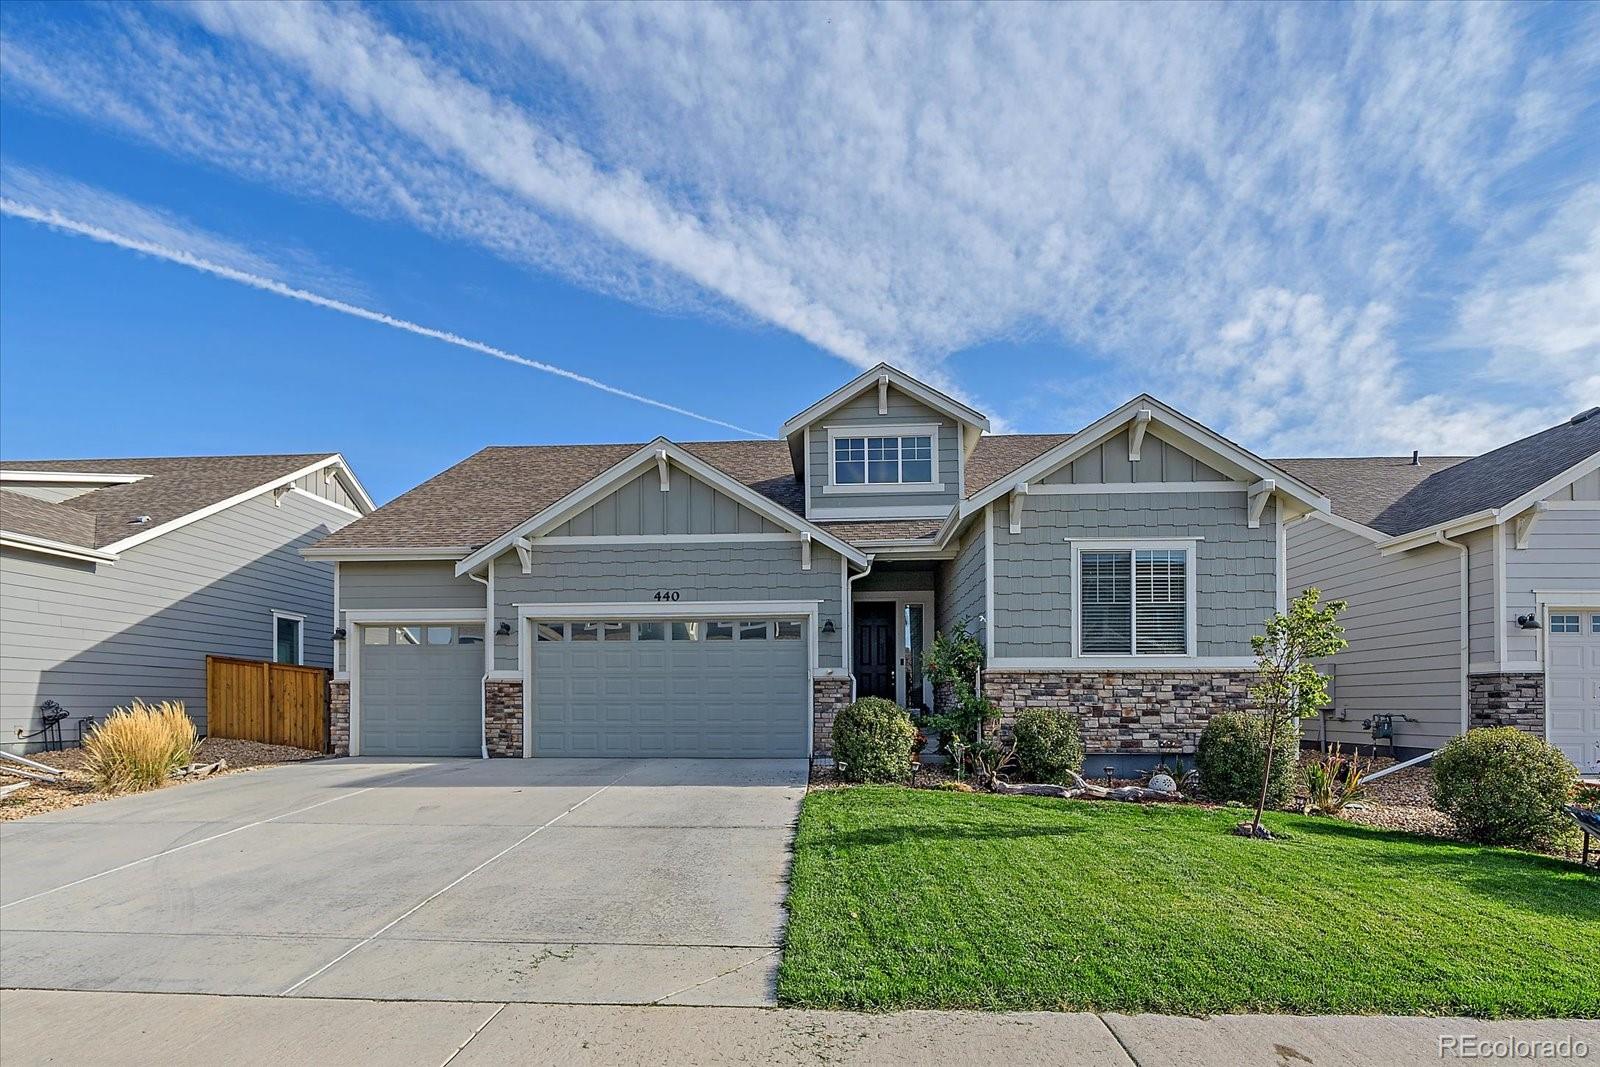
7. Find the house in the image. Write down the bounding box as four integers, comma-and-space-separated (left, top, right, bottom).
305, 364, 1329, 767
0, 453, 372, 751
1279, 408, 1600, 773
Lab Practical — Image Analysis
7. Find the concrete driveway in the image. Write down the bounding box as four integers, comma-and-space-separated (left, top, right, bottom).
0, 757, 807, 1005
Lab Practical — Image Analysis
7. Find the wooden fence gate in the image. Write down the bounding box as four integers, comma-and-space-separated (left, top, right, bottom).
206, 656, 328, 752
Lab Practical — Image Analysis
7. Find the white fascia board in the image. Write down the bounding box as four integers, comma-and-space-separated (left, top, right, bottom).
514, 599, 822, 619
0, 470, 148, 485
1379, 509, 1499, 555
99, 455, 349, 555
302, 546, 472, 560
962, 395, 1331, 516
327, 454, 378, 514
1296, 509, 1387, 544
779, 362, 990, 437
455, 438, 868, 575
1495, 449, 1600, 523
287, 486, 363, 518
0, 531, 119, 563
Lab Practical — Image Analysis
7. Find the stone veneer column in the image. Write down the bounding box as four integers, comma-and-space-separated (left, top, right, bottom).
485, 680, 525, 757
812, 676, 853, 761
1468, 672, 1545, 736
328, 679, 350, 757
982, 669, 1256, 753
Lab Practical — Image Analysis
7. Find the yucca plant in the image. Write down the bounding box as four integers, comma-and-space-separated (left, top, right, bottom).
1302, 743, 1368, 815
82, 699, 199, 793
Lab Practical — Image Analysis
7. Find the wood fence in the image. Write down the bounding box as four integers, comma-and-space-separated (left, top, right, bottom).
206, 655, 328, 752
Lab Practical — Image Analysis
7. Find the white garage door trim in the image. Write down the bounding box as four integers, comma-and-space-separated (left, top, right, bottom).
1539, 597, 1600, 774
345, 608, 489, 757
515, 600, 822, 758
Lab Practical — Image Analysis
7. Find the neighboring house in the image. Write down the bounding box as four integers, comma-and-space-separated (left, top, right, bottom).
306, 364, 1330, 768
0, 454, 373, 751
1279, 408, 1600, 773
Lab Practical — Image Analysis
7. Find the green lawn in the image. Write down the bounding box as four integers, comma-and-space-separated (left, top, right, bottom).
778, 787, 1599, 1017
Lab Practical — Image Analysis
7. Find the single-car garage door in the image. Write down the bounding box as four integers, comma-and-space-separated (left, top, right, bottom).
1547, 610, 1600, 775
531, 617, 809, 757
358, 623, 484, 756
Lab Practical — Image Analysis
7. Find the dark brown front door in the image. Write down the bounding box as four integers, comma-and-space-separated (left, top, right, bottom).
853, 602, 896, 702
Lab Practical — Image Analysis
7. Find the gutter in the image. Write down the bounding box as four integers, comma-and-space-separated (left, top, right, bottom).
466, 571, 491, 760
1433, 531, 1471, 735
844, 555, 876, 701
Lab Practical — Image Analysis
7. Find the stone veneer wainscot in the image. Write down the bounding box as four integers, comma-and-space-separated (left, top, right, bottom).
1468, 672, 1545, 736
485, 680, 525, 757
983, 668, 1256, 753
329, 679, 351, 757
812, 676, 853, 761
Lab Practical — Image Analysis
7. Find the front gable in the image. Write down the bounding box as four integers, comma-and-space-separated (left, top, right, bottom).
547, 466, 787, 538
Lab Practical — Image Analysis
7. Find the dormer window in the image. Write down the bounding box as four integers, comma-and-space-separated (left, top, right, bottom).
832, 430, 937, 487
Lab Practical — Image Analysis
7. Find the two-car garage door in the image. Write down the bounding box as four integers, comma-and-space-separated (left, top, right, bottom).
530, 616, 810, 758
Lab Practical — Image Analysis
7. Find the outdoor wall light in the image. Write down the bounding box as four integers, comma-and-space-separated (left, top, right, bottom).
332, 627, 347, 641
496, 621, 513, 636
821, 619, 836, 635
1516, 614, 1542, 630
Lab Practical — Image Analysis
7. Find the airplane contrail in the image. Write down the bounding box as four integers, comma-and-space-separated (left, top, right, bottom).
0, 198, 768, 438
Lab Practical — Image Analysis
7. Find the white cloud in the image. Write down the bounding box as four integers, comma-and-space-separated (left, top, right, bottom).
2, 1, 1595, 452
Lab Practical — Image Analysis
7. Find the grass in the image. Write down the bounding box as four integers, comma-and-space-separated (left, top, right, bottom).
80, 699, 199, 793
777, 787, 1600, 1018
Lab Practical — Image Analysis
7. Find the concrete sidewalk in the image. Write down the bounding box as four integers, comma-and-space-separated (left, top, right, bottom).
2, 990, 1594, 1066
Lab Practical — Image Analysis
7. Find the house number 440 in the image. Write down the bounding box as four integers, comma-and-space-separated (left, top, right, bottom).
653, 590, 681, 601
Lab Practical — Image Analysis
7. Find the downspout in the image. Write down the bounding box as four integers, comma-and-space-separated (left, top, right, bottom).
467, 570, 490, 760
845, 555, 875, 701
1369, 529, 1469, 783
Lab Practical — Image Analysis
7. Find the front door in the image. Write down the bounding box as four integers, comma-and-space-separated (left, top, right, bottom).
853, 602, 896, 701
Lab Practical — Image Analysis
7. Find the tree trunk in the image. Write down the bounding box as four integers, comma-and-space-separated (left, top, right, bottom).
1252, 714, 1280, 837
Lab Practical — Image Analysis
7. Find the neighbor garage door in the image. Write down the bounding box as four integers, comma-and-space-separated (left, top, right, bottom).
531, 617, 809, 757
1547, 610, 1600, 775
358, 623, 484, 756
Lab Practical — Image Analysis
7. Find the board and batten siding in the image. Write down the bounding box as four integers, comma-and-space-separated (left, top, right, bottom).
493, 541, 845, 671
0, 492, 348, 751
547, 467, 785, 537
990, 491, 1276, 659
1285, 515, 1464, 750
806, 385, 961, 515
292, 469, 361, 511
1504, 505, 1600, 667
1038, 431, 1229, 485
936, 519, 987, 640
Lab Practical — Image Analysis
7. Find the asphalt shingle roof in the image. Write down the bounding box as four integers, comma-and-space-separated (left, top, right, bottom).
0, 454, 337, 549
1273, 407, 1600, 536
0, 489, 99, 548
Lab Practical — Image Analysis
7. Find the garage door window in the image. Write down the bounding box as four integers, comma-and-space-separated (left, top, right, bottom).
1551, 614, 1580, 633
706, 621, 734, 641
740, 621, 769, 640
775, 620, 803, 640
571, 622, 599, 641
672, 621, 700, 641
537, 623, 564, 641
532, 618, 806, 643
636, 622, 666, 640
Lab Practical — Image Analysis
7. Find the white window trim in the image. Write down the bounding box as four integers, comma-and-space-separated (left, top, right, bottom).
1070, 540, 1197, 658
825, 423, 942, 492
270, 610, 306, 666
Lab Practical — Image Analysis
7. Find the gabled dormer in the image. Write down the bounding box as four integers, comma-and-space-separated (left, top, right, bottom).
781, 363, 990, 521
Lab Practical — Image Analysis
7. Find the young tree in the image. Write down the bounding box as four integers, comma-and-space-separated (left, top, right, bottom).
1242, 588, 1348, 839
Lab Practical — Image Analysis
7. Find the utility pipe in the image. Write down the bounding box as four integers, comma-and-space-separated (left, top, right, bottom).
844, 555, 876, 701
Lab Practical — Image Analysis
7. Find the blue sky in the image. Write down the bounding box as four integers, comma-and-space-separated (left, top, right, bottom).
2, 2, 1596, 504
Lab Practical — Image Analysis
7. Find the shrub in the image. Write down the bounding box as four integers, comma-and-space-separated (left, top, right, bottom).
1196, 711, 1298, 807
832, 697, 917, 783
1302, 744, 1369, 815
1013, 707, 1085, 782
1432, 728, 1576, 848
82, 699, 199, 793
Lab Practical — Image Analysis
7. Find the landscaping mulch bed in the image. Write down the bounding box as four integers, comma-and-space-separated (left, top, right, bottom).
0, 738, 323, 822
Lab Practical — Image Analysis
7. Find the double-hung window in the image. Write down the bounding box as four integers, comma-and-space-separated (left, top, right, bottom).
833, 432, 935, 486
1077, 546, 1191, 655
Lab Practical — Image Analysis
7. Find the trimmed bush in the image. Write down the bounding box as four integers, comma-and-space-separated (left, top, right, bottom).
82, 699, 199, 793
1432, 727, 1576, 848
1196, 710, 1298, 807
832, 697, 917, 783
1014, 707, 1085, 782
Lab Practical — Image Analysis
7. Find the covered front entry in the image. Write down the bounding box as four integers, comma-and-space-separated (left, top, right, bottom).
528, 612, 811, 758
1547, 608, 1600, 774
356, 623, 484, 756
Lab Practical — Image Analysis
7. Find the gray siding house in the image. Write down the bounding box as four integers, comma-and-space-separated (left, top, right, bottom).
1, 454, 372, 750
307, 365, 1332, 767
1280, 408, 1600, 772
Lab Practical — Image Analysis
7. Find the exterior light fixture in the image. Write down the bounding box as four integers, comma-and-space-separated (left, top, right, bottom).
822, 619, 836, 635
1516, 614, 1542, 630
332, 627, 347, 641
496, 621, 513, 636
